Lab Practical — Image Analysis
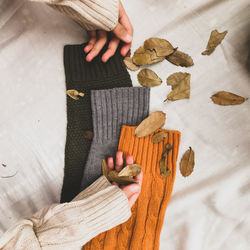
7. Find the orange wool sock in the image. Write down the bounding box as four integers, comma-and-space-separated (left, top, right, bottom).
83, 125, 181, 250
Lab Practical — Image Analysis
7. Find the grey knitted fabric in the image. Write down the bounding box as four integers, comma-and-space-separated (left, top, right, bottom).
80, 87, 150, 190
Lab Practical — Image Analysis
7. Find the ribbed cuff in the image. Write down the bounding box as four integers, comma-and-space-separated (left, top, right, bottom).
72, 176, 111, 201
64, 43, 129, 86
91, 87, 150, 143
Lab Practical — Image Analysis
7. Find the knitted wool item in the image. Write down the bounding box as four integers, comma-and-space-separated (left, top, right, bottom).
80, 87, 150, 190
61, 43, 132, 203
83, 126, 181, 250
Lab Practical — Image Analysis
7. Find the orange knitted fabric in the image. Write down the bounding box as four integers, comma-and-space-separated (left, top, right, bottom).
83, 125, 181, 250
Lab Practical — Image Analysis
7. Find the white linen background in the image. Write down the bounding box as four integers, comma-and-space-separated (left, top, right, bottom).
0, 0, 250, 249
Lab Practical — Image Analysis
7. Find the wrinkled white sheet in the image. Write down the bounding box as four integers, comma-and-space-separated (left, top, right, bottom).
0, 0, 250, 249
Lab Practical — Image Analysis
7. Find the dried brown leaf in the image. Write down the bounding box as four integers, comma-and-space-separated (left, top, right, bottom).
211, 91, 246, 105
132, 46, 165, 66
118, 164, 142, 177
166, 50, 194, 67
163, 143, 173, 157
180, 147, 195, 177
137, 69, 162, 87
144, 38, 174, 57
166, 72, 191, 101
83, 130, 93, 139
123, 57, 140, 71
102, 159, 109, 178
159, 156, 171, 177
202, 30, 228, 55
135, 111, 166, 138
2, 164, 7, 168
108, 171, 137, 185
151, 131, 168, 143
67, 89, 84, 100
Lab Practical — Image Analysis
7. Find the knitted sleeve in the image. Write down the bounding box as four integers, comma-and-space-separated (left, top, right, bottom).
29, 0, 119, 31
0, 176, 131, 250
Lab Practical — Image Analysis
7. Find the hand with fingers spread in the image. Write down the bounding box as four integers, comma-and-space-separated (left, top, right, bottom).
84, 0, 133, 63
107, 151, 143, 208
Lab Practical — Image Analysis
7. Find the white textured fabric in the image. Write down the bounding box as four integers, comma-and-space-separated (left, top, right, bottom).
0, 176, 131, 249
30, 0, 119, 31
0, 0, 250, 250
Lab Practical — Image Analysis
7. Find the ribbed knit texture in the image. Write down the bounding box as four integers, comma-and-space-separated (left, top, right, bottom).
0, 176, 131, 250
61, 43, 132, 203
80, 87, 150, 190
30, 0, 119, 31
83, 126, 181, 250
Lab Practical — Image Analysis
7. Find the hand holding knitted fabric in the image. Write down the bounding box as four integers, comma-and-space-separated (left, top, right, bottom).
84, 1, 133, 62
107, 151, 143, 208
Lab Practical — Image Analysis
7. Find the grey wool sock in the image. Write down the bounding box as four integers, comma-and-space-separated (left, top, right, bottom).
80, 87, 150, 190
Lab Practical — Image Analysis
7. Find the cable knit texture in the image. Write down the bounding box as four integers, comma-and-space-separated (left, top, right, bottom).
61, 43, 132, 203
80, 87, 150, 190
84, 126, 181, 250
29, 0, 119, 31
0, 176, 131, 250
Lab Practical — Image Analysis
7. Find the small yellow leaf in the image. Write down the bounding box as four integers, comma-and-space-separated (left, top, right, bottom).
118, 164, 142, 177
144, 38, 174, 57
67, 89, 84, 100
151, 131, 168, 143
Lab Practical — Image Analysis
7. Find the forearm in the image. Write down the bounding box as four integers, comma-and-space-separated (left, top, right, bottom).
29, 0, 119, 31
0, 176, 131, 250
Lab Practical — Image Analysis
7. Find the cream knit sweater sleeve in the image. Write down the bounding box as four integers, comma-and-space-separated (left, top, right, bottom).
29, 0, 119, 31
0, 176, 131, 250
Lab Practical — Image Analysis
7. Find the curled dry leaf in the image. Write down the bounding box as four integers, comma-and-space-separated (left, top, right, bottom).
165, 72, 191, 101
102, 159, 109, 178
159, 143, 172, 177
123, 57, 140, 71
137, 69, 162, 87
2, 164, 7, 168
151, 131, 168, 143
202, 29, 228, 55
135, 111, 166, 138
118, 164, 142, 177
180, 147, 195, 177
132, 46, 165, 66
108, 171, 137, 185
67, 89, 84, 100
144, 38, 174, 57
83, 130, 93, 139
166, 50, 194, 67
211, 91, 246, 105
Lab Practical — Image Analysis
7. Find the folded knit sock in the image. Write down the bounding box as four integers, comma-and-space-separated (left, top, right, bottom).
61, 43, 132, 202
83, 126, 181, 250
80, 87, 150, 190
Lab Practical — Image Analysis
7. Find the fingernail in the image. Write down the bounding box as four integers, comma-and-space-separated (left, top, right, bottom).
125, 34, 132, 43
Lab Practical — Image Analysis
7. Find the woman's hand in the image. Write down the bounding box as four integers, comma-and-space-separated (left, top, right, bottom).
84, 1, 133, 63
107, 151, 142, 208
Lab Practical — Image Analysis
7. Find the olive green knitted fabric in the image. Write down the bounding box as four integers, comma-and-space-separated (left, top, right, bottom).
61, 43, 132, 202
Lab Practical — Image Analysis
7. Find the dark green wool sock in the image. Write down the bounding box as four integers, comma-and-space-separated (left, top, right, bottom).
61, 43, 132, 203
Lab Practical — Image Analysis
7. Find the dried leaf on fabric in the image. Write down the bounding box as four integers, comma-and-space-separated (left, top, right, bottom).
180, 147, 195, 177
135, 111, 166, 138
132, 46, 165, 66
83, 130, 93, 139
144, 38, 174, 57
165, 72, 191, 101
202, 30, 228, 55
123, 57, 140, 71
163, 143, 173, 157
108, 171, 137, 185
166, 50, 194, 67
159, 144, 172, 177
211, 91, 246, 105
2, 164, 7, 167
137, 69, 162, 87
151, 131, 168, 143
118, 164, 142, 177
66, 89, 84, 100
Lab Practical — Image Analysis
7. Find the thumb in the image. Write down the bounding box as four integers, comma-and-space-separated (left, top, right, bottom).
113, 23, 132, 43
